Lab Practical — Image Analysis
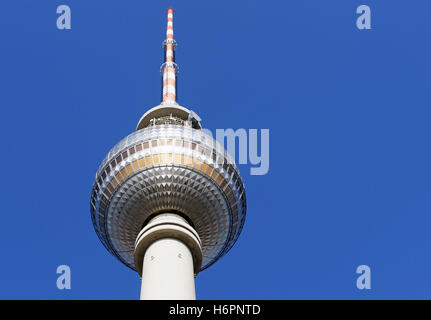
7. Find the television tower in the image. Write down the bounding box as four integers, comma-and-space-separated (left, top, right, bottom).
90, 8, 246, 300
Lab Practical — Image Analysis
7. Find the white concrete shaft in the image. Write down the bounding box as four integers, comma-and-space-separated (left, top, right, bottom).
135, 213, 202, 300
140, 237, 196, 300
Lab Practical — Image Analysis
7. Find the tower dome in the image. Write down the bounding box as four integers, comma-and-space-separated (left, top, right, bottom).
90, 103, 246, 272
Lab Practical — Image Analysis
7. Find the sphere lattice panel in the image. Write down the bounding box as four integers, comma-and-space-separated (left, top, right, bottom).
90, 125, 246, 271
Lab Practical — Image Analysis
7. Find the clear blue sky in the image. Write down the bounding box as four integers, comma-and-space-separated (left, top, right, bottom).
0, 0, 430, 299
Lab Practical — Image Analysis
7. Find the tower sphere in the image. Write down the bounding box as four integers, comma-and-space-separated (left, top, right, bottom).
90, 104, 247, 273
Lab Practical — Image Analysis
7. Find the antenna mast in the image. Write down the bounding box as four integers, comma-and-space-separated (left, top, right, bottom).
161, 8, 178, 105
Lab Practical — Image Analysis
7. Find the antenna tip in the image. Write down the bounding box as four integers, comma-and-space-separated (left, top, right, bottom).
167, 7, 174, 14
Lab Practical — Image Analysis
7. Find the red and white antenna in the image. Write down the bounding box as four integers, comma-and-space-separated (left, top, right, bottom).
161, 8, 178, 105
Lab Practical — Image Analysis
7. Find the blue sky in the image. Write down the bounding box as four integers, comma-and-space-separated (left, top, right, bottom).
0, 0, 431, 299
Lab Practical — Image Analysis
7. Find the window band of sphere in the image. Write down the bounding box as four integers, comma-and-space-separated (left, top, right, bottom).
94, 152, 242, 220
91, 136, 246, 217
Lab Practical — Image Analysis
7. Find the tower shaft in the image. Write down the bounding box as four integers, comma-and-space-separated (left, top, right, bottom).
135, 213, 202, 300
140, 238, 196, 300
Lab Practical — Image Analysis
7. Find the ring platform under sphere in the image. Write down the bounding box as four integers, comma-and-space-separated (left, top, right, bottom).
90, 118, 246, 272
